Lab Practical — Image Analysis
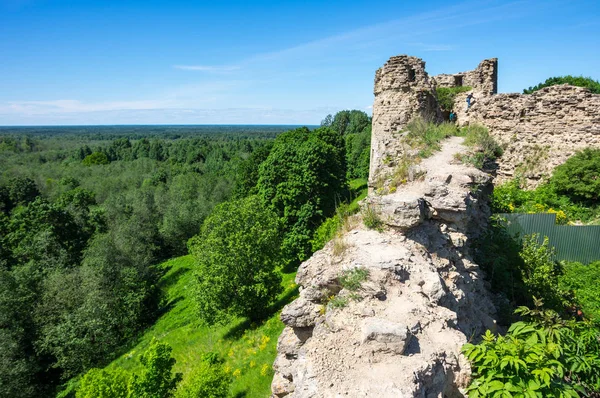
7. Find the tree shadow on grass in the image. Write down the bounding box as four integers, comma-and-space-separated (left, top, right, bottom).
223, 284, 300, 340
232, 392, 248, 398
157, 265, 191, 291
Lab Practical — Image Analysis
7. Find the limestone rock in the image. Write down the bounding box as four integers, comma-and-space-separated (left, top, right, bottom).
280, 298, 322, 328
368, 192, 431, 229
361, 318, 411, 354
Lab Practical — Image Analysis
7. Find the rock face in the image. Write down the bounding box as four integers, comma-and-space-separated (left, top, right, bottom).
271, 137, 498, 397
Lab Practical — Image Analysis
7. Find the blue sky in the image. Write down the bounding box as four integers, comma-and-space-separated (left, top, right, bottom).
0, 0, 598, 125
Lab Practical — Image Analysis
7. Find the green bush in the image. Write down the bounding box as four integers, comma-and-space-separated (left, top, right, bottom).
560, 261, 600, 322
519, 235, 567, 311
524, 76, 600, 94
175, 354, 229, 398
549, 148, 600, 205
436, 86, 472, 111
463, 300, 600, 397
491, 174, 597, 224
76, 368, 130, 398
76, 340, 182, 398
189, 195, 282, 324
129, 339, 183, 398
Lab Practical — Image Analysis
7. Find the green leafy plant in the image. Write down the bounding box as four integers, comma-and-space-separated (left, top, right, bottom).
339, 267, 369, 292
174, 353, 230, 398
463, 299, 600, 397
129, 339, 183, 398
76, 368, 130, 398
550, 148, 600, 205
436, 86, 472, 111
559, 261, 600, 322
519, 234, 567, 311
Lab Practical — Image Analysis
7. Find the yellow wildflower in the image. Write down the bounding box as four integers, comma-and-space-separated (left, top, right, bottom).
260, 364, 270, 377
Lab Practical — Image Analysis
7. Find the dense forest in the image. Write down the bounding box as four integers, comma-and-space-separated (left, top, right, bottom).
0, 111, 371, 397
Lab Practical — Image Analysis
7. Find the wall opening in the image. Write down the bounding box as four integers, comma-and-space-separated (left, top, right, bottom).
454, 75, 463, 86
408, 68, 416, 82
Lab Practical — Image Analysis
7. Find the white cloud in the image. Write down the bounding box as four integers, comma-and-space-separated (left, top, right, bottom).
173, 65, 241, 72
2, 99, 171, 115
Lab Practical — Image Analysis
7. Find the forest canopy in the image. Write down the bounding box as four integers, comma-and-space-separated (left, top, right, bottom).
0, 112, 372, 397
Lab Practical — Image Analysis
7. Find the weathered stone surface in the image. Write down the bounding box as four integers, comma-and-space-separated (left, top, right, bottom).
369, 55, 442, 189
361, 318, 411, 354
271, 137, 498, 398
432, 58, 498, 95
367, 192, 431, 229
458, 84, 600, 186
280, 298, 322, 328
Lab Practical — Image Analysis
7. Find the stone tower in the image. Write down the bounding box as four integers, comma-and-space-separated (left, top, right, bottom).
369, 55, 440, 189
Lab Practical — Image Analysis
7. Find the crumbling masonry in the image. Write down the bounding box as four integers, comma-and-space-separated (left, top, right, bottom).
369, 55, 600, 188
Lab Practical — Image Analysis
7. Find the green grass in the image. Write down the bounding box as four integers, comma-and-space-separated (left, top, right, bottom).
405, 118, 459, 158
103, 256, 298, 397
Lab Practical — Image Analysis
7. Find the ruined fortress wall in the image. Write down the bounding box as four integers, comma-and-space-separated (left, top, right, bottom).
463, 84, 600, 184
369, 56, 440, 189
370, 54, 600, 188
432, 58, 498, 95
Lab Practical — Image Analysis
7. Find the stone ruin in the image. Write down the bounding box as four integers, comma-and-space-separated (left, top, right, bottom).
369, 55, 600, 188
270, 55, 600, 397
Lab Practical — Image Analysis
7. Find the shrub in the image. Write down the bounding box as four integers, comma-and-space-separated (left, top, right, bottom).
549, 148, 600, 205
175, 354, 229, 398
436, 86, 472, 111
491, 176, 596, 223
524, 76, 600, 94
189, 195, 282, 324
129, 339, 183, 398
463, 300, 600, 397
560, 261, 600, 322
76, 368, 130, 398
519, 234, 569, 311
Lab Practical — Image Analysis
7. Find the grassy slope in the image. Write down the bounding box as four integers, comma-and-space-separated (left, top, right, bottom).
105, 256, 298, 397
94, 179, 368, 397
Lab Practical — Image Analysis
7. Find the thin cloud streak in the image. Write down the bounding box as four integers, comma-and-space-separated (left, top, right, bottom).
173, 65, 241, 72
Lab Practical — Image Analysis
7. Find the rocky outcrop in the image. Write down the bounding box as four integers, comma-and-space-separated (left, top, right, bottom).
271, 137, 498, 397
